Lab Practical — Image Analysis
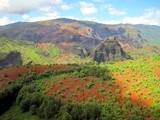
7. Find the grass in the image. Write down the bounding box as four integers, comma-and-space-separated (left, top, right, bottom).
0, 38, 61, 65
100, 56, 160, 108
0, 38, 89, 65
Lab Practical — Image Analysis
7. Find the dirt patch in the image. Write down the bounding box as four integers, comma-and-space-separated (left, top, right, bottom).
48, 77, 104, 102
0, 65, 73, 92
112, 70, 153, 107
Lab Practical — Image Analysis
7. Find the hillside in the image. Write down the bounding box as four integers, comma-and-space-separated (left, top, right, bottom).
0, 18, 160, 64
0, 18, 160, 120
135, 25, 160, 45
0, 38, 85, 66
0, 57, 160, 120
0, 18, 159, 48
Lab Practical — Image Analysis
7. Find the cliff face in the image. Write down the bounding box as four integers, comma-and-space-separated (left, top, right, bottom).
0, 51, 22, 67
92, 37, 131, 63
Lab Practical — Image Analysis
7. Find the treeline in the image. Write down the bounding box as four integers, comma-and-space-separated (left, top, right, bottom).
73, 66, 113, 81
17, 92, 101, 120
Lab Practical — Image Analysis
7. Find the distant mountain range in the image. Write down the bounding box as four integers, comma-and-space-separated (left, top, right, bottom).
0, 18, 160, 66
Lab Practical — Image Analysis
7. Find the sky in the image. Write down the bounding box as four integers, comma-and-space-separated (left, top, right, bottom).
0, 0, 160, 26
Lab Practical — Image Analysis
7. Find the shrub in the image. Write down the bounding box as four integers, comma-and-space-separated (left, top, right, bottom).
153, 107, 160, 118
0, 83, 21, 115
30, 105, 37, 115
86, 80, 94, 89
81, 103, 101, 119
99, 87, 105, 93
38, 97, 63, 119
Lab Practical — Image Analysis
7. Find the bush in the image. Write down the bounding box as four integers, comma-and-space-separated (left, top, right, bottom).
30, 105, 37, 115
153, 107, 160, 118
0, 83, 21, 115
81, 103, 101, 119
70, 104, 82, 120
73, 66, 113, 81
86, 80, 94, 89
37, 97, 63, 119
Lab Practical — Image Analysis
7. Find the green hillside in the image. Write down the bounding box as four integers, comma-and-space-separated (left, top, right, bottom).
0, 38, 61, 65
0, 57, 160, 120
135, 25, 160, 45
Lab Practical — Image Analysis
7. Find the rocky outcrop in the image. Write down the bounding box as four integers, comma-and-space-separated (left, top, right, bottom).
75, 47, 88, 58
91, 37, 131, 63
0, 51, 22, 67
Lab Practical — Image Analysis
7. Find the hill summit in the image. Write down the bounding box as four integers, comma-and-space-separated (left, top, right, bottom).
92, 37, 131, 63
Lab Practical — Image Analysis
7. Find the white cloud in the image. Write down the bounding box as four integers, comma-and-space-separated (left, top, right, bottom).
80, 1, 97, 15
20, 4, 60, 22
61, 4, 71, 10
40, 7, 52, 12
106, 5, 127, 16
122, 8, 160, 25
85, 8, 160, 25
0, 16, 13, 26
29, 16, 56, 22
0, 0, 70, 14
22, 14, 30, 19
22, 11, 59, 22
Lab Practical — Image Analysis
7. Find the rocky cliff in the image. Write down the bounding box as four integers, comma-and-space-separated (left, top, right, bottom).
0, 51, 22, 67
92, 37, 131, 63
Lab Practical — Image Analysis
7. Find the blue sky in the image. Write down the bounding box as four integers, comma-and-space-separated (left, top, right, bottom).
0, 0, 160, 26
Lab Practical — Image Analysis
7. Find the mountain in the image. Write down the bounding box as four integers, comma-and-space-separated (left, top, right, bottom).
135, 24, 160, 45
0, 18, 160, 64
0, 18, 158, 48
91, 37, 131, 63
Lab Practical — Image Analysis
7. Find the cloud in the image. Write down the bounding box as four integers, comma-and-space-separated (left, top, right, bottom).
122, 8, 160, 25
0, 0, 70, 14
22, 5, 59, 22
80, 1, 97, 15
22, 14, 30, 19
106, 5, 127, 16
61, 4, 71, 10
0, 16, 13, 26
85, 7, 160, 25
22, 11, 59, 22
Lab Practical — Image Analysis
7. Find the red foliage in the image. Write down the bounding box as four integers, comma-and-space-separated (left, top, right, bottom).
0, 65, 71, 92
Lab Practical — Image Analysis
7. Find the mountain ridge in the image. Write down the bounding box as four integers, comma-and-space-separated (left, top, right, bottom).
0, 18, 160, 63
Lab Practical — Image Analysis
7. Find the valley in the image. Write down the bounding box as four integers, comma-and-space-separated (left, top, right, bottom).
0, 18, 160, 120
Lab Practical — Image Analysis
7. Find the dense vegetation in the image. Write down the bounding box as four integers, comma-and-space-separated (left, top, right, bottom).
0, 62, 160, 120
